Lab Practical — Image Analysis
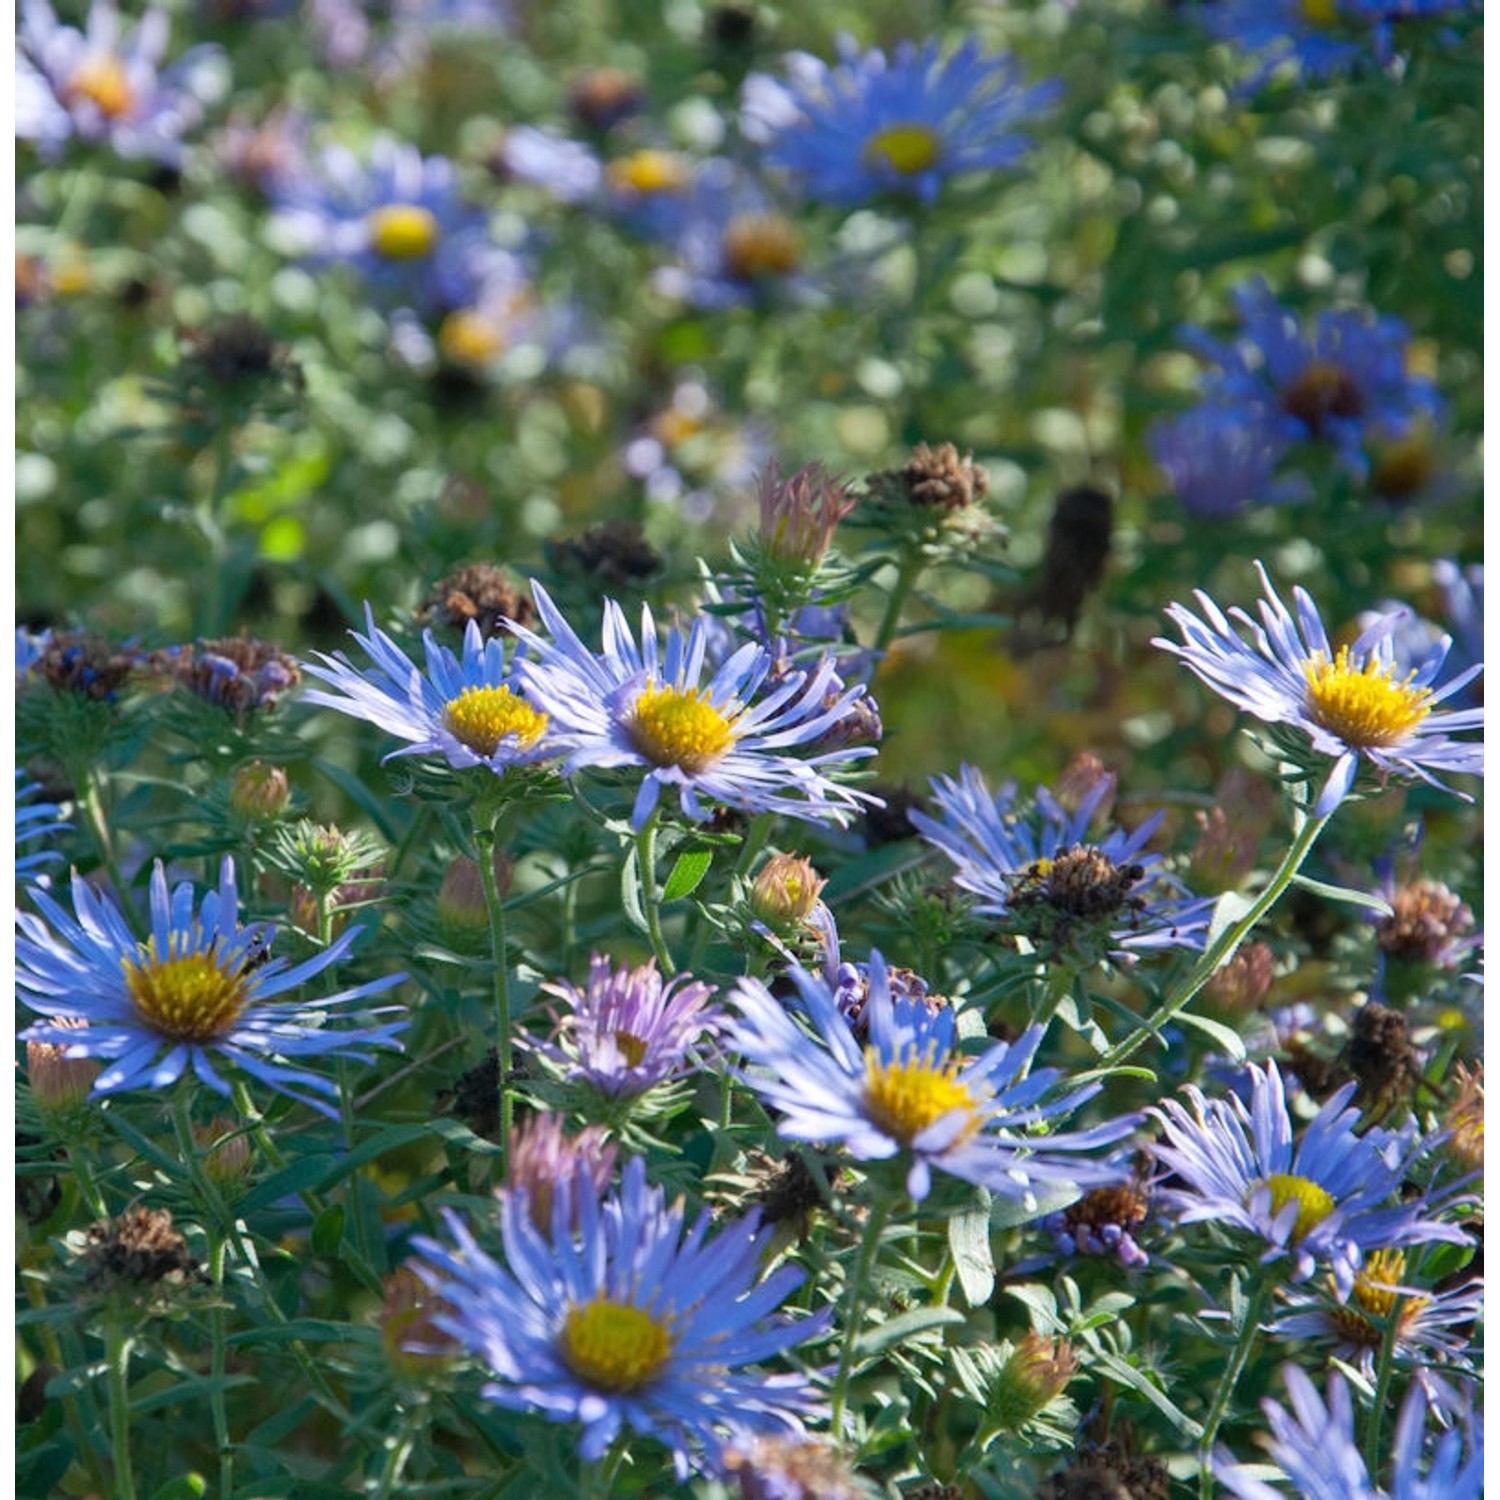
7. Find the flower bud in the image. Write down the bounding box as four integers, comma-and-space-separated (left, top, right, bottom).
1203, 942, 1276, 1011
750, 853, 826, 935
378, 1266, 456, 1381
756, 461, 856, 566
193, 1117, 253, 1190
435, 850, 512, 948
987, 1333, 1078, 1430
505, 1112, 618, 1238
1443, 1061, 1483, 1174
27, 1030, 100, 1119
229, 761, 291, 821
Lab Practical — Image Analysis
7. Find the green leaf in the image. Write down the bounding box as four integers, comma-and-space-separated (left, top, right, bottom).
309, 1122, 436, 1193
237, 1154, 340, 1214
1290, 872, 1393, 917
311, 1203, 345, 1258
227, 1320, 380, 1348
1174, 1008, 1248, 1060
948, 1194, 996, 1308
853, 1305, 965, 1357
662, 847, 713, 901
1206, 889, 1257, 951
1090, 1349, 1203, 1440
620, 844, 647, 935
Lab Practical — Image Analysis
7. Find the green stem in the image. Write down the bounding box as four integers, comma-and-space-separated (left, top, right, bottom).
79, 770, 127, 899
1028, 963, 1074, 1031
194, 425, 237, 637
208, 1234, 234, 1500
1364, 1292, 1403, 1475
829, 1194, 893, 1439
1197, 1280, 1270, 1499
374, 1397, 424, 1500
67, 1144, 108, 1219
634, 815, 675, 976
1101, 811, 1333, 1069
474, 809, 514, 1170
104, 1316, 138, 1500
871, 553, 923, 656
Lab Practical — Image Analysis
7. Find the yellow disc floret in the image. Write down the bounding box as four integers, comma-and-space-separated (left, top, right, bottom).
607, 149, 691, 195
627, 683, 737, 772
443, 686, 548, 758
863, 123, 943, 177
862, 1045, 982, 1145
722, 213, 802, 279
66, 56, 135, 120
1257, 1172, 1336, 1243
1301, 0, 1341, 24
439, 310, 505, 366
123, 940, 252, 1043
1303, 648, 1433, 748
560, 1295, 674, 1392
367, 204, 440, 261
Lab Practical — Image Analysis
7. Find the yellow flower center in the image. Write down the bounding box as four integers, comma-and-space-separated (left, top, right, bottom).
863, 123, 943, 177
862, 1046, 982, 1145
1302, 648, 1433, 749
1300, 0, 1341, 23
652, 409, 703, 447
1326, 1250, 1427, 1347
123, 940, 253, 1043
66, 56, 135, 120
627, 682, 737, 772
1257, 1172, 1335, 1243
438, 309, 505, 366
443, 686, 548, 757
560, 1295, 673, 1392
366, 204, 440, 261
607, 149, 690, 195
614, 1030, 648, 1068
722, 213, 802, 279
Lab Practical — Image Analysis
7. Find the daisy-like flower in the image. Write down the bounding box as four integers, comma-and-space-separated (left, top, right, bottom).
493, 124, 602, 205
269, 136, 496, 314
1214, 1364, 1483, 1500
730, 951, 1138, 1204
745, 35, 1060, 208
530, 953, 724, 1100
16, 773, 69, 885
16, 858, 406, 1116
1154, 562, 1484, 816
299, 604, 553, 777
1150, 1062, 1469, 1298
508, 582, 878, 830
1148, 403, 1309, 520
17, 0, 227, 165
1179, 279, 1444, 479
411, 1155, 831, 1475
909, 765, 1215, 959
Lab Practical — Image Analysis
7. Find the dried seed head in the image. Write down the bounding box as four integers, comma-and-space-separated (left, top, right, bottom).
1203, 942, 1277, 1011
420, 564, 535, 638
546, 519, 663, 588
1376, 879, 1475, 963
81, 1207, 203, 1289
877, 441, 990, 512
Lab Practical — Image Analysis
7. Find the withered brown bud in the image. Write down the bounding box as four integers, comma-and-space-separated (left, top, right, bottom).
81, 1207, 204, 1289
1344, 1002, 1420, 1113
567, 67, 644, 132
546, 519, 663, 589
36, 632, 138, 700
876, 441, 990, 512
1203, 942, 1277, 1011
421, 564, 535, 638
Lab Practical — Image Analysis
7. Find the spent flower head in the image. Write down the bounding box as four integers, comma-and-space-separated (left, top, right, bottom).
1155, 562, 1483, 816
17, 857, 406, 1116
411, 1155, 831, 1474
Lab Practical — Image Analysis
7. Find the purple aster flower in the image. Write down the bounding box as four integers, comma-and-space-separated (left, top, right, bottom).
1148, 403, 1310, 519
299, 604, 554, 777
17, 0, 227, 165
730, 950, 1139, 1205
1039, 1156, 1153, 1268
494, 124, 602, 205
1214, 1364, 1483, 1500
269, 136, 496, 314
601, 146, 703, 240
1200, 1, 1375, 88
16, 857, 406, 1116
508, 582, 878, 831
1179, 279, 1445, 479
530, 953, 724, 1100
745, 35, 1061, 208
1150, 1061, 1470, 1298
1154, 561, 1484, 816
16, 772, 69, 885
909, 765, 1215, 959
410, 1155, 832, 1475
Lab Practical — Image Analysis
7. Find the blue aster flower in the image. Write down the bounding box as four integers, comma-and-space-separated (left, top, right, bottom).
909, 765, 1215, 959
730, 950, 1139, 1204
270, 136, 496, 314
494, 124, 602, 205
530, 953, 725, 1100
746, 35, 1061, 208
16, 773, 69, 885
1150, 1061, 1469, 1298
1214, 1364, 1483, 1500
1154, 561, 1484, 816
1200, 0, 1375, 87
300, 604, 555, 777
16, 857, 406, 1116
1179, 279, 1444, 479
508, 582, 878, 831
17, 0, 227, 165
410, 1155, 831, 1475
1148, 403, 1311, 519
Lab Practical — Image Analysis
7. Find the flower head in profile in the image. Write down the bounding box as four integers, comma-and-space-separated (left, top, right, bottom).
730, 951, 1138, 1204
531, 954, 724, 1100
1214, 1364, 1483, 1500
1150, 1062, 1469, 1298
17, 0, 227, 164
300, 604, 553, 778
509, 583, 878, 830
745, 36, 1060, 207
411, 1156, 831, 1475
910, 765, 1214, 960
17, 773, 69, 885
1155, 563, 1483, 816
17, 858, 406, 1116
270, 136, 495, 313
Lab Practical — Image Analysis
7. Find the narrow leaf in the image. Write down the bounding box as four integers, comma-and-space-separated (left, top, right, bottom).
662, 847, 713, 901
